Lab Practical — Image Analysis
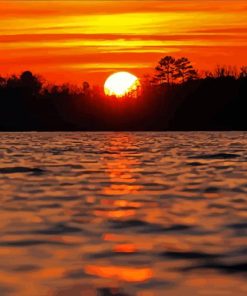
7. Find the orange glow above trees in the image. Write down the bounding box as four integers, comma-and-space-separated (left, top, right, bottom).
0, 1, 246, 84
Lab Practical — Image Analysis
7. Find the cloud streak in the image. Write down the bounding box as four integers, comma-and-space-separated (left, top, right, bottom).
0, 0, 246, 84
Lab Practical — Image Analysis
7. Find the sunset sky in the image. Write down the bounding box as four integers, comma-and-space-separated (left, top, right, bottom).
1, 0, 247, 85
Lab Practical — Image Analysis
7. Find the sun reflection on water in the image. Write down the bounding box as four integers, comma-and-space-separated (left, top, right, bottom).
0, 132, 247, 295
84, 265, 153, 283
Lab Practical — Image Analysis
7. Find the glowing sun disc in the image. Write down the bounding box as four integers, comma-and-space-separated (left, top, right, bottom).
104, 71, 139, 97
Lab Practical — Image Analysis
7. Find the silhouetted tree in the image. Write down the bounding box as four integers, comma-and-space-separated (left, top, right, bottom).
155, 56, 198, 85
6, 75, 19, 88
0, 59, 246, 131
20, 71, 42, 94
214, 65, 238, 78
141, 74, 153, 92
174, 57, 198, 82
83, 81, 90, 92
0, 76, 5, 87
155, 56, 176, 85
82, 81, 91, 98
240, 66, 247, 78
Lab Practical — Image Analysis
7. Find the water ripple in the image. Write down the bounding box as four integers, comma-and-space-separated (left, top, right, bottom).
0, 132, 247, 296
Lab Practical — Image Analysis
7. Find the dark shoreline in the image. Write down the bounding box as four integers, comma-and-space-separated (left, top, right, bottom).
1, 69, 247, 131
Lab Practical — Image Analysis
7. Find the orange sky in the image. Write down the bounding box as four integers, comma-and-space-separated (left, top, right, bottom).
0, 0, 247, 85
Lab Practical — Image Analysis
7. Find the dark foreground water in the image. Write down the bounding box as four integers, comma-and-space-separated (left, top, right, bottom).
0, 132, 247, 296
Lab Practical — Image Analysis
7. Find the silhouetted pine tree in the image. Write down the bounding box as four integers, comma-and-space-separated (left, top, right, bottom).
155, 56, 176, 85
174, 57, 198, 82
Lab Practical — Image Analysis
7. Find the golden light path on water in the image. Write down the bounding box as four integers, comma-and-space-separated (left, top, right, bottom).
0, 132, 247, 295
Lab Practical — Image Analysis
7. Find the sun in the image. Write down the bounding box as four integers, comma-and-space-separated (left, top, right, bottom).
104, 72, 140, 97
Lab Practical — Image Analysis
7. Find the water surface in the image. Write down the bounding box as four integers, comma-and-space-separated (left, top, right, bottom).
0, 132, 247, 296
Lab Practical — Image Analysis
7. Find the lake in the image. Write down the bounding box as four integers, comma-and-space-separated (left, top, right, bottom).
0, 132, 247, 296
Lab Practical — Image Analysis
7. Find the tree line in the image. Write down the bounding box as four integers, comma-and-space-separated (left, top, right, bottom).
0, 56, 246, 130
